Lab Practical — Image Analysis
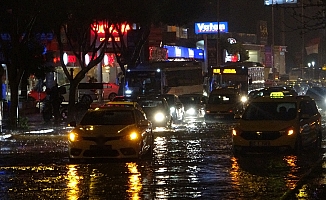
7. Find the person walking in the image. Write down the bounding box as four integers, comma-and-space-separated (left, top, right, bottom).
50, 83, 62, 124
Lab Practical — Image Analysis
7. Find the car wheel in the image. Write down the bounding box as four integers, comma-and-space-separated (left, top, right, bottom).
108, 93, 117, 101
80, 95, 93, 104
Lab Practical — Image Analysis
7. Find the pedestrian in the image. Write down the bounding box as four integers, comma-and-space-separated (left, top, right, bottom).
50, 83, 62, 124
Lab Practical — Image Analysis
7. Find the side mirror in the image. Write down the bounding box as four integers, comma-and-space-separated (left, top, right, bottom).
139, 119, 150, 126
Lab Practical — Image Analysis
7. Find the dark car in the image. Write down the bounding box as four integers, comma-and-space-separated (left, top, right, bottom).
159, 94, 184, 123
305, 87, 326, 109
137, 96, 172, 128
178, 93, 208, 119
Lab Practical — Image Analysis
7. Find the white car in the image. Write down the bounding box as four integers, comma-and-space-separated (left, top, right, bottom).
68, 106, 153, 160
60, 83, 99, 103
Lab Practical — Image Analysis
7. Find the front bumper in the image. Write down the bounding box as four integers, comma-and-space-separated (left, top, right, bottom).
69, 139, 142, 159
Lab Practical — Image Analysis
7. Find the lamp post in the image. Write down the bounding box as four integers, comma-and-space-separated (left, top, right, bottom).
312, 61, 315, 80
308, 62, 311, 80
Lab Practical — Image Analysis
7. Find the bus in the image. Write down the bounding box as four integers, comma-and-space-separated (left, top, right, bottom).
123, 61, 204, 98
209, 61, 265, 95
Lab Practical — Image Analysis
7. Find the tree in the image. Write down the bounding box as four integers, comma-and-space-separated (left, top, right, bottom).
48, 0, 206, 121
0, 1, 49, 129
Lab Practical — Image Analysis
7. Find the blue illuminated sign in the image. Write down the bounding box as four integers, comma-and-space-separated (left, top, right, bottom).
264, 0, 297, 5
194, 22, 228, 34
164, 45, 204, 60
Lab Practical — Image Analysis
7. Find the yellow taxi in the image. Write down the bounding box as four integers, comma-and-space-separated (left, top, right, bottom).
102, 101, 142, 110
68, 106, 153, 161
232, 92, 322, 154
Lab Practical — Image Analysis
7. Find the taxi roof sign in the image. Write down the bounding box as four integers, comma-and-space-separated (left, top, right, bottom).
270, 92, 284, 98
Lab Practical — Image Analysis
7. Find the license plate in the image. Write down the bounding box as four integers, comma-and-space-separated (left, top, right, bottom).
214, 115, 224, 119
90, 145, 112, 150
250, 141, 270, 146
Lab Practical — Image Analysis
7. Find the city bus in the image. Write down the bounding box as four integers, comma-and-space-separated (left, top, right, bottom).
209, 61, 265, 95
123, 61, 204, 98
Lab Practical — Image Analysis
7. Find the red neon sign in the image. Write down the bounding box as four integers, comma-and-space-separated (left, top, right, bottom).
92, 22, 130, 35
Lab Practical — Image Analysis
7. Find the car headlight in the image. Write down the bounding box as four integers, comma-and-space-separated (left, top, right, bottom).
232, 128, 241, 136
186, 108, 196, 115
154, 112, 165, 122
68, 132, 79, 142
127, 131, 139, 140
123, 131, 139, 140
280, 127, 295, 136
125, 89, 132, 94
240, 96, 248, 103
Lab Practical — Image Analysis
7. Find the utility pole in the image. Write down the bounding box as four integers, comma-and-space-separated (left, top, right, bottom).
217, 0, 220, 67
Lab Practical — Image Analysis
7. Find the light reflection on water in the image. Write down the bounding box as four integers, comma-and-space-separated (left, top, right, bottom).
66, 165, 81, 200
152, 132, 203, 199
0, 124, 323, 199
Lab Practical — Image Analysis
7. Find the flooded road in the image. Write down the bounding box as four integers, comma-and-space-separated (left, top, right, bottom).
0, 122, 325, 199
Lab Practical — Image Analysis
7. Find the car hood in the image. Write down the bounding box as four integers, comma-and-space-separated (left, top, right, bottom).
74, 124, 138, 136
237, 119, 294, 131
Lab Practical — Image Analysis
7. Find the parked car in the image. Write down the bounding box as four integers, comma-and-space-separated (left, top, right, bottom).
102, 83, 119, 101
68, 106, 153, 160
28, 89, 47, 101
178, 93, 208, 118
60, 83, 99, 104
159, 94, 184, 123
137, 95, 172, 128
232, 93, 322, 154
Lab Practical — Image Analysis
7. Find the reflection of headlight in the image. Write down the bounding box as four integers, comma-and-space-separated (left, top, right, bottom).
240, 96, 248, 103
68, 132, 79, 142
154, 112, 165, 122
125, 89, 132, 94
170, 107, 176, 113
186, 108, 196, 115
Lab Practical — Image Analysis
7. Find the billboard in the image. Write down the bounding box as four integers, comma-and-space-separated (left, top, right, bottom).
264, 0, 297, 5
194, 22, 228, 34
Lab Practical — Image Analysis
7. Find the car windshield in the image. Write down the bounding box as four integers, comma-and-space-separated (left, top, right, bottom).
179, 96, 201, 104
208, 94, 237, 104
242, 102, 297, 120
80, 110, 135, 125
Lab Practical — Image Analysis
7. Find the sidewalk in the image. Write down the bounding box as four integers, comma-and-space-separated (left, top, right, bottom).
0, 111, 69, 140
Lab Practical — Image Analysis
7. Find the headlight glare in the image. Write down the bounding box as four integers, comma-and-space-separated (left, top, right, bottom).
154, 112, 165, 122
129, 132, 138, 140
240, 96, 248, 103
68, 132, 79, 142
125, 89, 132, 94
186, 108, 196, 115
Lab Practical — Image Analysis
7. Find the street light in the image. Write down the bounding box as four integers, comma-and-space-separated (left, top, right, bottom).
312, 61, 315, 80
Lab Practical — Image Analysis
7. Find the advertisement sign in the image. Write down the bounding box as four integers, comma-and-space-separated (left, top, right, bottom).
264, 0, 297, 5
163, 45, 204, 60
194, 22, 228, 34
